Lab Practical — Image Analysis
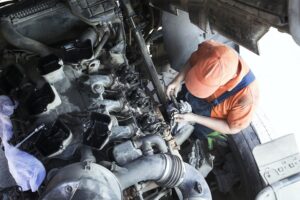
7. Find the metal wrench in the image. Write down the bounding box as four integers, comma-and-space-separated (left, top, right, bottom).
16, 124, 45, 148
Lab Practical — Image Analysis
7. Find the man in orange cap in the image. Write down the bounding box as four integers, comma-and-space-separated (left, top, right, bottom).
166, 40, 259, 137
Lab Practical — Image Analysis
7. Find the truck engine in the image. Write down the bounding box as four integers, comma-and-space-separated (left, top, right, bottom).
0, 0, 213, 199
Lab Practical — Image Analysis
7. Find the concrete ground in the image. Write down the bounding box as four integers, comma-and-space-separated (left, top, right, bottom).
241, 28, 300, 145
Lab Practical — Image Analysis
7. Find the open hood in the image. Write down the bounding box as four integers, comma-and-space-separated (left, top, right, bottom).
150, 0, 299, 55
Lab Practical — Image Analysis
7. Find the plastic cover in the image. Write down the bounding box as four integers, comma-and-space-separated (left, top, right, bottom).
0, 95, 46, 192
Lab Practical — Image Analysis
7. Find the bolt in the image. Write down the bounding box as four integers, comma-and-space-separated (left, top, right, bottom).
93, 84, 104, 94
194, 182, 203, 194
65, 185, 72, 193
83, 161, 91, 170
94, 84, 101, 89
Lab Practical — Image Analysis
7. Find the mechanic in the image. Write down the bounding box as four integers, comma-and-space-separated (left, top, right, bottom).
166, 40, 259, 138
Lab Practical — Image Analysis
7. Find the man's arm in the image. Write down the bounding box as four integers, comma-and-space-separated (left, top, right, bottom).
174, 62, 191, 83
174, 113, 244, 134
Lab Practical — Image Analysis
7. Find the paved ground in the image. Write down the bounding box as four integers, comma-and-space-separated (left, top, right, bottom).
241, 28, 300, 144
0, 149, 16, 188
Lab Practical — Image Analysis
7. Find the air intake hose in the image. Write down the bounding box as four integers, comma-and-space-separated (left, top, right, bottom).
114, 153, 212, 200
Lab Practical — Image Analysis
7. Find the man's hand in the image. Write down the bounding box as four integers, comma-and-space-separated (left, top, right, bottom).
166, 62, 191, 99
174, 113, 197, 123
175, 112, 243, 134
166, 79, 182, 99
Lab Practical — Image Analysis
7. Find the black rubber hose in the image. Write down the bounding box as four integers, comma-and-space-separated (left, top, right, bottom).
0, 18, 53, 56
174, 124, 195, 146
114, 154, 168, 190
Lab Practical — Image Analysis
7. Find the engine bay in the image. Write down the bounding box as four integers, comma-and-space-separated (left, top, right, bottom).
0, 0, 213, 199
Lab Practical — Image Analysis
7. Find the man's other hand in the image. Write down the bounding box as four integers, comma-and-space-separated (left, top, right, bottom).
166, 80, 182, 99
174, 113, 196, 123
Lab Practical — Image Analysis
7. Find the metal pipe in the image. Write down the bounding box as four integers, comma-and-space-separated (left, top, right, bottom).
111, 124, 135, 139
0, 18, 53, 56
133, 134, 168, 155
15, 124, 45, 148
88, 74, 114, 88
272, 172, 300, 189
120, 0, 167, 107
153, 189, 171, 200
98, 99, 124, 112
80, 145, 96, 163
174, 124, 194, 146
256, 172, 300, 200
113, 140, 143, 165
94, 30, 110, 58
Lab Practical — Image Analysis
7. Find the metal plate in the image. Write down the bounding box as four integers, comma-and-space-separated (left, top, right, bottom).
253, 134, 300, 185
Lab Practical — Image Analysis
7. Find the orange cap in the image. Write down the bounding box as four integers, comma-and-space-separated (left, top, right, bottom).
185, 40, 239, 98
